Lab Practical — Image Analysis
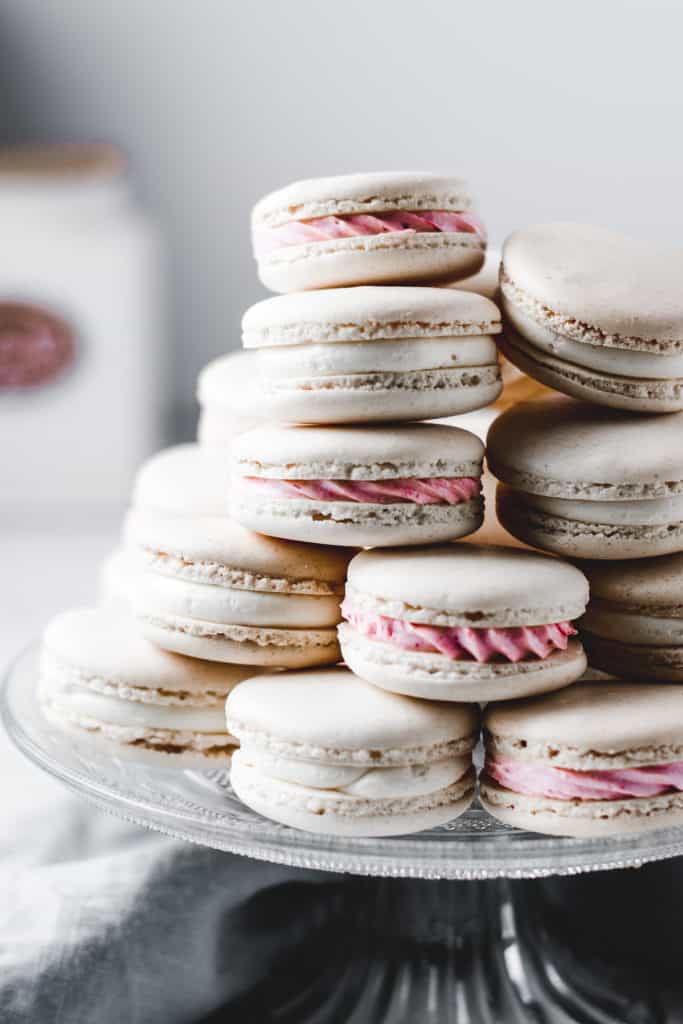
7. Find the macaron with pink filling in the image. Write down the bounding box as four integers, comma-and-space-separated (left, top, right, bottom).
339, 544, 588, 701
252, 171, 486, 292
481, 682, 683, 836
230, 423, 485, 547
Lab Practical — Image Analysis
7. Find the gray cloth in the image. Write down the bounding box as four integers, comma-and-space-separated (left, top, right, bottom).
0, 788, 336, 1024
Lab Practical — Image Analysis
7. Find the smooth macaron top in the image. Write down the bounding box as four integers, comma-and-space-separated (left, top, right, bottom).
133, 517, 351, 592
43, 607, 252, 694
487, 397, 683, 496
252, 171, 475, 229
577, 553, 683, 609
345, 544, 588, 627
241, 287, 501, 348
484, 681, 683, 758
226, 667, 480, 761
501, 223, 683, 350
232, 423, 484, 481
131, 444, 229, 516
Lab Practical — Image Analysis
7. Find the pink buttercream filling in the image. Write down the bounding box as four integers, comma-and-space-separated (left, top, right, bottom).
241, 476, 481, 506
341, 603, 576, 663
485, 758, 683, 801
253, 211, 487, 256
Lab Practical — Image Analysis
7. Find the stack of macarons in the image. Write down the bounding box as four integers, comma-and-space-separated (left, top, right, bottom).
38, 171, 683, 842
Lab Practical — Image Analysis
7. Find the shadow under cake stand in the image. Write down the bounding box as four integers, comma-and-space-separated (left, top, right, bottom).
5, 645, 683, 1022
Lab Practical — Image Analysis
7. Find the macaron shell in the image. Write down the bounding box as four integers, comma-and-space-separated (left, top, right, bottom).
480, 779, 683, 838
576, 552, 683, 607
134, 516, 350, 588
239, 367, 502, 426
230, 752, 474, 837
232, 422, 484, 480
257, 232, 485, 293
339, 626, 587, 702
41, 709, 235, 769
131, 444, 231, 518
345, 544, 588, 627
483, 681, 683, 766
582, 632, 683, 682
252, 172, 477, 227
501, 222, 683, 345
487, 397, 683, 496
230, 493, 483, 548
496, 484, 683, 560
499, 326, 683, 413
42, 607, 252, 694
242, 286, 501, 346
139, 618, 341, 668
226, 667, 479, 759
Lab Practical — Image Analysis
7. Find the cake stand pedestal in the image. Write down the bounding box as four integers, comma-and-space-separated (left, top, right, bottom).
4, 647, 683, 1022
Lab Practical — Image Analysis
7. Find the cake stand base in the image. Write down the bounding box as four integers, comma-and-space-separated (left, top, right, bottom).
231, 874, 676, 1022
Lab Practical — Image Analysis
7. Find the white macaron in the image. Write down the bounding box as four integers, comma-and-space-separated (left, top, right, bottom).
499, 223, 683, 413
227, 667, 479, 836
339, 544, 588, 701
131, 517, 351, 667
225, 287, 501, 425
230, 423, 485, 547
40, 607, 252, 765
488, 396, 683, 559
252, 171, 486, 292
196, 350, 264, 446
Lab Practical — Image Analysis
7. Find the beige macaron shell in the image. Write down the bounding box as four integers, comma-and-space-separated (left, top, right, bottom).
498, 327, 683, 414
132, 516, 350, 590
578, 553, 683, 608
232, 422, 484, 480
484, 681, 683, 769
230, 753, 474, 837
345, 544, 588, 627
226, 667, 478, 765
480, 780, 683, 838
487, 397, 683, 497
252, 171, 476, 227
501, 223, 683, 348
130, 444, 230, 519
496, 484, 683, 561
241, 287, 501, 347
42, 607, 251, 695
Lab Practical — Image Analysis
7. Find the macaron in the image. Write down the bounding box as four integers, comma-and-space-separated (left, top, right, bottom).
339, 544, 588, 701
226, 667, 479, 836
98, 548, 136, 610
40, 607, 252, 765
252, 171, 486, 292
125, 443, 230, 535
578, 554, 683, 681
228, 287, 501, 425
197, 350, 264, 446
487, 396, 683, 559
499, 223, 683, 413
230, 423, 485, 547
481, 682, 683, 836
131, 517, 350, 666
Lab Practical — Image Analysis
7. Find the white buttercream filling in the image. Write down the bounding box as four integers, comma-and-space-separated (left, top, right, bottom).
506, 303, 683, 379
253, 336, 498, 378
581, 604, 683, 645
238, 744, 468, 798
133, 571, 341, 628
524, 491, 683, 526
41, 679, 229, 732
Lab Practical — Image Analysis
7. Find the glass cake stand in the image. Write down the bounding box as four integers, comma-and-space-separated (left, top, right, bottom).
5, 644, 683, 1022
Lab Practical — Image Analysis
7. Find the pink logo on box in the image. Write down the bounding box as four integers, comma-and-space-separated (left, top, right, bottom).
0, 302, 75, 389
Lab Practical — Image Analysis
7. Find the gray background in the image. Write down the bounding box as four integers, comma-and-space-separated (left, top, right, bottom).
2, 0, 681, 437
